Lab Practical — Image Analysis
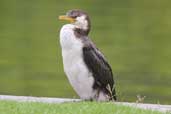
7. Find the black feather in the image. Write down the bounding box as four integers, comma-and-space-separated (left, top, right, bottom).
82, 39, 116, 100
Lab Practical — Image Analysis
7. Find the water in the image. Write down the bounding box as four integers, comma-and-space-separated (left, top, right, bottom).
0, 0, 171, 104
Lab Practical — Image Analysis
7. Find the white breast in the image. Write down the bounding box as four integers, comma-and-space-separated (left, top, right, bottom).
59, 24, 96, 99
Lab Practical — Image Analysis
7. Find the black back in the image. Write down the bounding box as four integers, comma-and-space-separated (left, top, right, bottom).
82, 38, 116, 100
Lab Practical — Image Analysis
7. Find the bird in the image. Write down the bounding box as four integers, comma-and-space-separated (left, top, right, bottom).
59, 9, 116, 101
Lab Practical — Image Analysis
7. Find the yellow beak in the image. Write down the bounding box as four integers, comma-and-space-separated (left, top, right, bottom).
59, 15, 75, 23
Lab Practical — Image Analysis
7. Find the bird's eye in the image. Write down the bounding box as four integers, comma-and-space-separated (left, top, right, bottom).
71, 15, 77, 18
70, 11, 81, 18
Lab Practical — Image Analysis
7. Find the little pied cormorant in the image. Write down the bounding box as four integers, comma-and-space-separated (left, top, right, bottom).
59, 9, 116, 101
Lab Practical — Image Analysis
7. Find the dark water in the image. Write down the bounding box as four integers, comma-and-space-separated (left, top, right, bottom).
0, 0, 171, 104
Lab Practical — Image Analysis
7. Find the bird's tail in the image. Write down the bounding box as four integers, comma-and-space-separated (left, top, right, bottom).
106, 84, 117, 101
112, 87, 117, 101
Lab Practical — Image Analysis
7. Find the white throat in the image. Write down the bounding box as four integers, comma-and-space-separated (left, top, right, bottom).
60, 24, 83, 50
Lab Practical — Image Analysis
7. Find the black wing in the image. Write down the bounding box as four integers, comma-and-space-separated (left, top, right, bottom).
82, 41, 116, 100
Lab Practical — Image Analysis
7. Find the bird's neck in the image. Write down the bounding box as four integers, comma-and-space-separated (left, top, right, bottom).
74, 27, 89, 38
60, 24, 83, 50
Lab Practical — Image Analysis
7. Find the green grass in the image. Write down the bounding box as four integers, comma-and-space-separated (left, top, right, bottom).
0, 100, 165, 114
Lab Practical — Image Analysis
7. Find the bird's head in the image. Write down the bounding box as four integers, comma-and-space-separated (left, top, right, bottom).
59, 9, 91, 36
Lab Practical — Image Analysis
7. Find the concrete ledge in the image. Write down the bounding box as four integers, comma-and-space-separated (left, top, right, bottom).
0, 95, 171, 113
0, 95, 81, 103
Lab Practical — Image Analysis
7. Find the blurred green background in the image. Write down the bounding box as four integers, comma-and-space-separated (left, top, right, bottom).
0, 0, 171, 104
